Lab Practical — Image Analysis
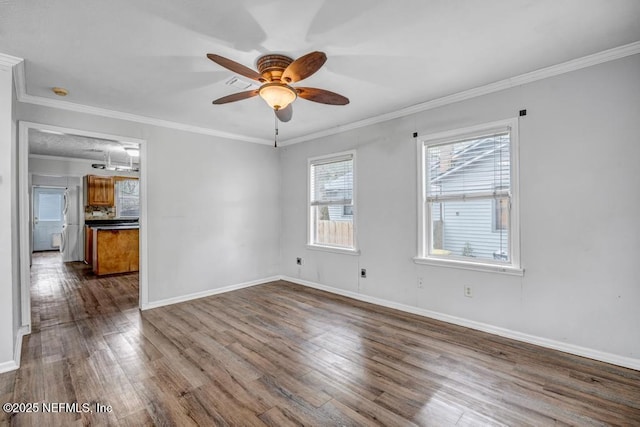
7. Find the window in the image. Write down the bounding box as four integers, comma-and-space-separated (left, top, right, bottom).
416, 119, 521, 274
38, 193, 63, 221
115, 178, 140, 218
308, 151, 356, 252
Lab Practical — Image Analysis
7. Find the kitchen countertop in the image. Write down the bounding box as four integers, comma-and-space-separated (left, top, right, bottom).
91, 224, 139, 230
85, 219, 139, 226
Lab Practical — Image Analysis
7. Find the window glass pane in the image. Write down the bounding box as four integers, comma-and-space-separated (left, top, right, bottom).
427, 132, 510, 197
38, 193, 63, 221
430, 199, 509, 262
312, 205, 353, 248
116, 180, 140, 218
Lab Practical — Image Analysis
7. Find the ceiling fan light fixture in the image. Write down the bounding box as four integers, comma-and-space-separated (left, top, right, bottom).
259, 83, 297, 110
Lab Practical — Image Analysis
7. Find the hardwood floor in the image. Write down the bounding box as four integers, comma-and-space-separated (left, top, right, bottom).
1, 253, 639, 426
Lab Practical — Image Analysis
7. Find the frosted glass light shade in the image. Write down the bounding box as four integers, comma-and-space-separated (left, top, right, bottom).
259, 83, 297, 110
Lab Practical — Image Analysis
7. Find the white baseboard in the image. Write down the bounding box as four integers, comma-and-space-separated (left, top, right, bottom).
0, 360, 20, 374
0, 360, 19, 374
141, 276, 281, 310
281, 275, 640, 372
0, 325, 29, 374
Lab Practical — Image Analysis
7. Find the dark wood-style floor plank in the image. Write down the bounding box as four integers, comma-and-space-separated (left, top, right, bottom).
0, 252, 639, 426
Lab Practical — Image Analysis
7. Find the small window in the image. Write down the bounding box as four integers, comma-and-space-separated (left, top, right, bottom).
416, 119, 521, 274
38, 193, 63, 221
115, 179, 140, 218
309, 151, 356, 251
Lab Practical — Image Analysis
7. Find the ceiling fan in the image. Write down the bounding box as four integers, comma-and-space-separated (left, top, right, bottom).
207, 51, 349, 122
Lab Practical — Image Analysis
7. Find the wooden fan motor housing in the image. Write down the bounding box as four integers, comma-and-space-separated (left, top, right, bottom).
256, 54, 294, 82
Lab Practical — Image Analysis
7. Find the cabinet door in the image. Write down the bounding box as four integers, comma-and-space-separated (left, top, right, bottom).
87, 175, 115, 206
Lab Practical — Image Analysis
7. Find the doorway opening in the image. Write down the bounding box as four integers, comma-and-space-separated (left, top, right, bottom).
18, 121, 148, 335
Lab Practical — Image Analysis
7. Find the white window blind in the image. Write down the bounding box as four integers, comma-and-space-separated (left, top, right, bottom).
310, 155, 353, 207
426, 128, 513, 264
427, 130, 510, 202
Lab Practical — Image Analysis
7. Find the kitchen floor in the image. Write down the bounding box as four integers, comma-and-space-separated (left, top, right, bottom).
29, 252, 139, 332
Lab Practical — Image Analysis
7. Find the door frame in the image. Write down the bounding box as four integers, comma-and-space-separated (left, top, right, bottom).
18, 121, 149, 333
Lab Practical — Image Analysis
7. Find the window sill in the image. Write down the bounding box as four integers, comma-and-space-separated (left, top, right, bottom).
413, 256, 524, 276
307, 244, 360, 256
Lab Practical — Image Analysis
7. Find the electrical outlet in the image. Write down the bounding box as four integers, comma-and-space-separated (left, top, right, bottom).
360, 268, 367, 278
296, 257, 303, 266
464, 285, 473, 298
417, 277, 424, 288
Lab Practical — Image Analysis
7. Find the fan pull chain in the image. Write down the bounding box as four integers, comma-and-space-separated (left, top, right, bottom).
274, 115, 279, 148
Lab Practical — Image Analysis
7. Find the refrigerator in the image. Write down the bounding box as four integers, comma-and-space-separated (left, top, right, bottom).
61, 179, 82, 262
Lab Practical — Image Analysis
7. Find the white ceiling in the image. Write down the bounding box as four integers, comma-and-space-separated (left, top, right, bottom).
29, 129, 139, 164
2, 0, 640, 145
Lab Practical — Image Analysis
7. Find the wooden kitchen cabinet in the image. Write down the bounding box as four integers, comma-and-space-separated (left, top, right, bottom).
86, 175, 115, 206
92, 228, 139, 275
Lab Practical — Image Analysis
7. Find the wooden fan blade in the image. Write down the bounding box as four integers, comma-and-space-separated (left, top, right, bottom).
212, 90, 259, 104
282, 51, 327, 83
207, 54, 264, 82
296, 87, 349, 105
275, 104, 293, 122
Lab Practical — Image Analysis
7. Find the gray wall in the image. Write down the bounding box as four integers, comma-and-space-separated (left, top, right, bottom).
143, 126, 280, 301
280, 54, 640, 362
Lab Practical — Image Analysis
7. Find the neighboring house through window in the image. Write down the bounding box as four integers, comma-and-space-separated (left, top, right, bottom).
308, 151, 356, 252
416, 119, 522, 274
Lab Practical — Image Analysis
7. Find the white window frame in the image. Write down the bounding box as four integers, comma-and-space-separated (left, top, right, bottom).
307, 150, 359, 255
414, 118, 523, 275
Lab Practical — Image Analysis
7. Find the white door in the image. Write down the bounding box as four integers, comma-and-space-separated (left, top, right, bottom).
33, 187, 65, 251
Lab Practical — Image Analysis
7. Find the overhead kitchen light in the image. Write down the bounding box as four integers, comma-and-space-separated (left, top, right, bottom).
125, 147, 140, 157
92, 151, 139, 172
91, 163, 139, 172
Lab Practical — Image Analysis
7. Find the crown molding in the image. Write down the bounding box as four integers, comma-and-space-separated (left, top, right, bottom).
11, 41, 640, 146
12, 60, 26, 96
0, 52, 23, 69
16, 92, 272, 145
281, 41, 640, 146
